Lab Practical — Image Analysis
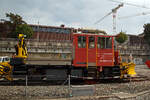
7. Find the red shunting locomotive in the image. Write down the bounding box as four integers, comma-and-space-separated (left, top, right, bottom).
72, 32, 121, 79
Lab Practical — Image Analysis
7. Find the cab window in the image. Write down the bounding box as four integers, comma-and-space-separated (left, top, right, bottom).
0, 58, 2, 62
97, 37, 112, 49
97, 37, 105, 49
97, 37, 100, 48
89, 36, 95, 48
2, 58, 5, 62
78, 36, 86, 48
4, 57, 10, 62
106, 37, 112, 48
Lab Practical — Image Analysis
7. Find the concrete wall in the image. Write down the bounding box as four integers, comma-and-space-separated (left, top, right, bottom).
0, 34, 150, 65
118, 35, 150, 65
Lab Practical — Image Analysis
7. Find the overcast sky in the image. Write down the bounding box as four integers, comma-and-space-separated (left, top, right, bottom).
1, 0, 150, 35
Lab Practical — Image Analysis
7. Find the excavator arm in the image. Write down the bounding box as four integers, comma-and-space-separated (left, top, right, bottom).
11, 34, 28, 65
15, 34, 28, 58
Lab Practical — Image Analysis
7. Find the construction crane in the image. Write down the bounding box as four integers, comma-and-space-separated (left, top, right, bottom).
108, 0, 150, 9
118, 12, 150, 19
94, 3, 123, 34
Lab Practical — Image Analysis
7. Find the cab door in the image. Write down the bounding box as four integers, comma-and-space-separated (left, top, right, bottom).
73, 34, 87, 67
97, 36, 114, 66
87, 36, 96, 66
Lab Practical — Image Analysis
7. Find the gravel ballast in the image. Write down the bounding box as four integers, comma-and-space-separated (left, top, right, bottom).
1, 65, 150, 100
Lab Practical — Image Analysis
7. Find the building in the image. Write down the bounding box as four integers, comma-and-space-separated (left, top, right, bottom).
0, 22, 12, 38
30, 24, 74, 41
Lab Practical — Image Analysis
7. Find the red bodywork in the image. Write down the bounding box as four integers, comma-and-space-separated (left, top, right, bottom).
73, 33, 117, 67
145, 60, 150, 69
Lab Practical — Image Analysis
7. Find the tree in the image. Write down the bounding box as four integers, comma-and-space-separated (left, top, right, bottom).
115, 31, 128, 44
16, 24, 33, 38
143, 23, 150, 45
3, 12, 33, 38
6, 12, 26, 25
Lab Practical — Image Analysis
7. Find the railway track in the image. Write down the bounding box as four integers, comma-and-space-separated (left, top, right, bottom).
123, 75, 150, 82
0, 74, 149, 86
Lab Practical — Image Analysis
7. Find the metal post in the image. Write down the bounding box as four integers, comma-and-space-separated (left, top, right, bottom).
37, 21, 39, 41
68, 75, 70, 96
68, 74, 72, 97
25, 75, 28, 98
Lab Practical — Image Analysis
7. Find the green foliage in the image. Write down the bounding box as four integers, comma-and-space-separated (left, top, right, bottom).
16, 24, 34, 38
6, 12, 26, 25
4, 12, 33, 38
115, 31, 128, 44
143, 23, 150, 45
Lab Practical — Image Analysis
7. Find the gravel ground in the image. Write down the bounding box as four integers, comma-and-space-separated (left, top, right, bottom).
0, 65, 150, 100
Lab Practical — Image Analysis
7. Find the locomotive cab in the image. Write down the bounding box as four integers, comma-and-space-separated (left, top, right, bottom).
73, 33, 115, 66
72, 33, 120, 78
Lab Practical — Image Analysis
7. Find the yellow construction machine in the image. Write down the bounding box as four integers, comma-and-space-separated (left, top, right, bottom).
0, 34, 27, 81
0, 56, 13, 81
119, 54, 137, 78
14, 34, 28, 59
